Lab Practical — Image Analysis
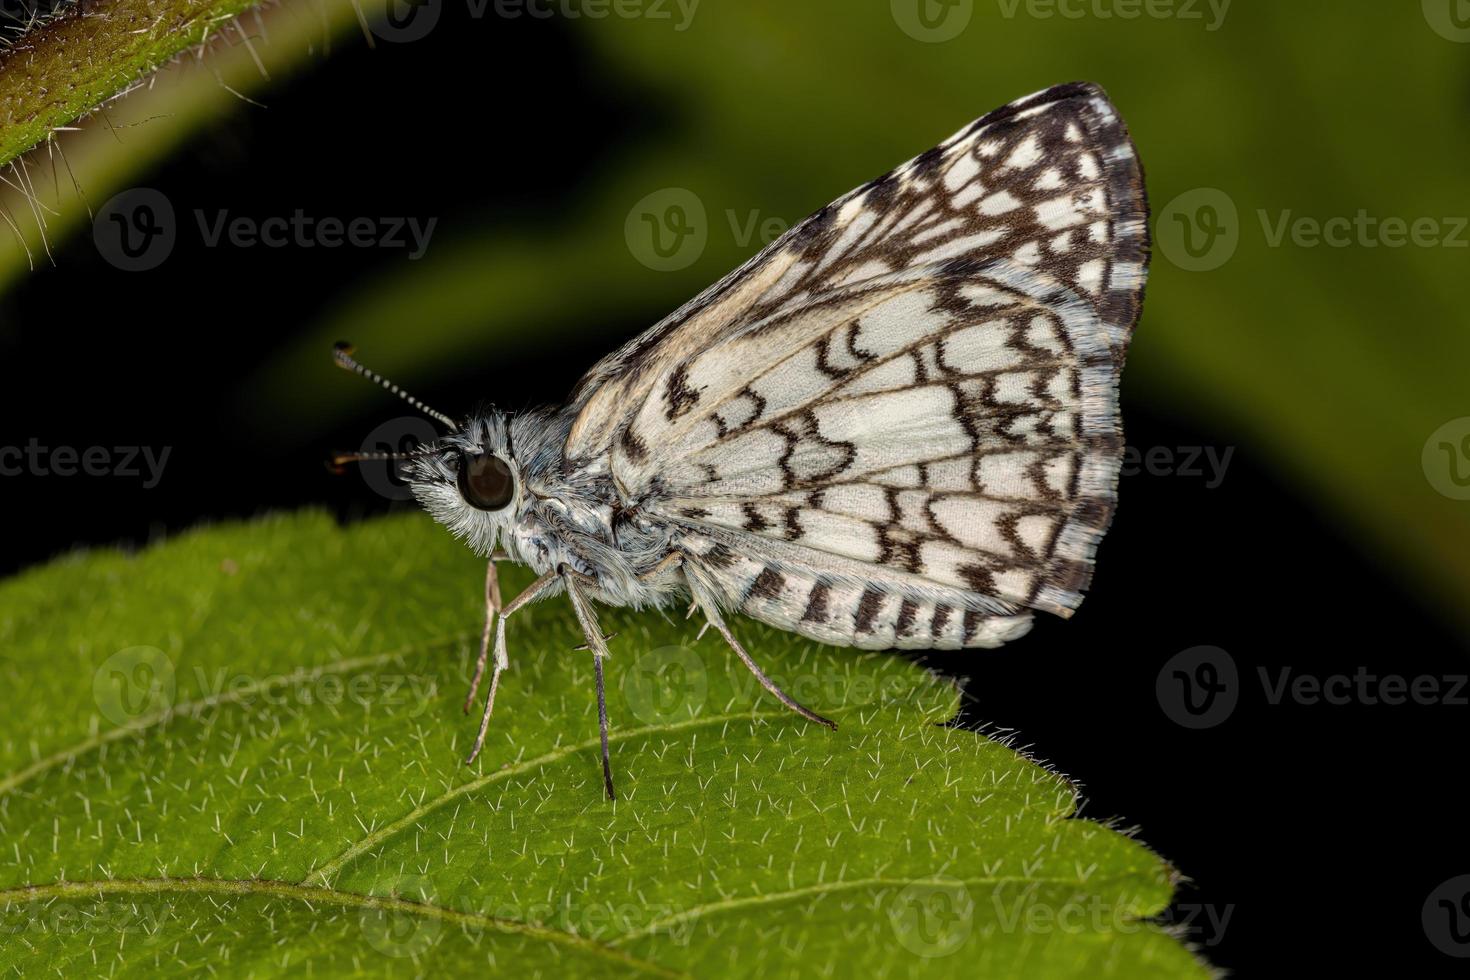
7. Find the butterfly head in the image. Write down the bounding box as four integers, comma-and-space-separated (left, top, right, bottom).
328, 342, 525, 556
404, 413, 526, 556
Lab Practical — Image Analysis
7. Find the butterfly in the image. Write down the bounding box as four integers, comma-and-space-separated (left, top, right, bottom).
332, 81, 1149, 800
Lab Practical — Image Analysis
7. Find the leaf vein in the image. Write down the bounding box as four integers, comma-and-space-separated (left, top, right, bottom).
0, 636, 463, 798
0, 876, 685, 976
305, 710, 794, 885
615, 872, 1165, 944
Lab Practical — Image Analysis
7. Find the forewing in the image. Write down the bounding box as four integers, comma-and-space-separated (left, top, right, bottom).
564, 81, 1147, 465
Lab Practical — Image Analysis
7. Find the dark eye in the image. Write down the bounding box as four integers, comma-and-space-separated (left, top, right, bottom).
456, 453, 515, 511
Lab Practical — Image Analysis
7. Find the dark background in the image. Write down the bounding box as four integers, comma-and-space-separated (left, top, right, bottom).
2, 3, 1467, 975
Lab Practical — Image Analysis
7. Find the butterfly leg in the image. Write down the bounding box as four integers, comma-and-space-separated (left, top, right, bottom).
463, 551, 511, 714
679, 559, 838, 731
464, 566, 558, 766
637, 551, 685, 582
558, 564, 617, 801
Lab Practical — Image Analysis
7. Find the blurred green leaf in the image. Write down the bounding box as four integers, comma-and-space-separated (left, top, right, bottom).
0, 512, 1207, 977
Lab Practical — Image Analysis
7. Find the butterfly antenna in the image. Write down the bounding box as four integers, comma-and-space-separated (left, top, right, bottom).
333, 341, 458, 431
325, 447, 441, 475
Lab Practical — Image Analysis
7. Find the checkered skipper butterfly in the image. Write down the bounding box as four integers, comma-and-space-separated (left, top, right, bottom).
333, 82, 1149, 799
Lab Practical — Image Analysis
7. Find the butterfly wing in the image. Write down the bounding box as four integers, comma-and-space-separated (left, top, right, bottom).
566, 82, 1148, 648
566, 82, 1145, 458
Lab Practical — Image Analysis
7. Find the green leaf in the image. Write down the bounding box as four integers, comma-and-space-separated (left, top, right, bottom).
0, 513, 1208, 977
0, 0, 372, 293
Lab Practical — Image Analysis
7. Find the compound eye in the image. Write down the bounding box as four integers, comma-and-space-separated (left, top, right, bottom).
456, 453, 515, 511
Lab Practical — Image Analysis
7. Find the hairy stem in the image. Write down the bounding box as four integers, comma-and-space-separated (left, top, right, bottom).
0, 0, 271, 167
